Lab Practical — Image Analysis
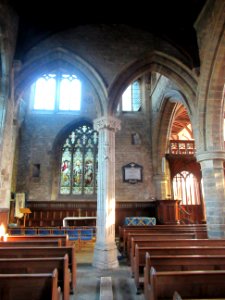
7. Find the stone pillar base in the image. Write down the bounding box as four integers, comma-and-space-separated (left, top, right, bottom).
92, 243, 119, 269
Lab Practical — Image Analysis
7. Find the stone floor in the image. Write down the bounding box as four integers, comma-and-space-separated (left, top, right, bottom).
71, 241, 145, 300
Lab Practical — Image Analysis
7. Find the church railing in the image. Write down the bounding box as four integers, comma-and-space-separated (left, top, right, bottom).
168, 140, 195, 155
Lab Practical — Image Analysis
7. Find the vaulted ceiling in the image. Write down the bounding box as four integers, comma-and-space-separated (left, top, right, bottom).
8, 0, 207, 66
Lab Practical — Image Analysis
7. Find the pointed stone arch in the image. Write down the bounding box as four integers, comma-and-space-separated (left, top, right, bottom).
50, 117, 97, 200
108, 51, 197, 115
14, 47, 108, 117
152, 90, 193, 174
195, 0, 225, 153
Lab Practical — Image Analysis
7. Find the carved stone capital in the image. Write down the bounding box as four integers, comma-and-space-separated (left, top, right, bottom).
94, 116, 121, 132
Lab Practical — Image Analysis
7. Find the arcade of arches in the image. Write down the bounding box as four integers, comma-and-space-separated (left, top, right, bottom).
0, 0, 224, 269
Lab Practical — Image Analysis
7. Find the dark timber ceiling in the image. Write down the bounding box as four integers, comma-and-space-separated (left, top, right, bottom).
8, 0, 207, 67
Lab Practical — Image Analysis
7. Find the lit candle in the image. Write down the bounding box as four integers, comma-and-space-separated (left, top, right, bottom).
0, 224, 5, 241
3, 233, 8, 242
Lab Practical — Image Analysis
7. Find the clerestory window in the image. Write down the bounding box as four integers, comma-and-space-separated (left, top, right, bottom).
32, 73, 81, 111
60, 124, 98, 196
121, 80, 141, 112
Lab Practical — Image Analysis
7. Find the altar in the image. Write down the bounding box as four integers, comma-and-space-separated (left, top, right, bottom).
63, 216, 97, 227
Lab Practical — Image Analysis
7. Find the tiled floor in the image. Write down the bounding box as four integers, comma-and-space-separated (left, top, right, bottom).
72, 242, 145, 300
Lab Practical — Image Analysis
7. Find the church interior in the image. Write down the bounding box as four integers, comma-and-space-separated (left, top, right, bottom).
0, 0, 225, 298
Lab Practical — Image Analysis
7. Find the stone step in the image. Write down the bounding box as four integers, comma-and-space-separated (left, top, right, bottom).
100, 276, 113, 300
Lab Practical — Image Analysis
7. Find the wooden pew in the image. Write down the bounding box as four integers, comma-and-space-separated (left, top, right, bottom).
0, 245, 76, 294
130, 237, 225, 268
140, 251, 225, 296
0, 239, 62, 247
0, 254, 69, 300
122, 227, 207, 253
126, 233, 196, 259
0, 268, 61, 300
145, 267, 225, 300
123, 229, 200, 254
119, 224, 207, 240
119, 224, 207, 251
140, 247, 225, 299
7, 234, 69, 246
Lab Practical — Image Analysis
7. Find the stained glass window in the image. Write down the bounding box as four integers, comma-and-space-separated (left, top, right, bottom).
60, 124, 98, 196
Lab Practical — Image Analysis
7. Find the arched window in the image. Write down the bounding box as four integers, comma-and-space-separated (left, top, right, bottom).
122, 80, 141, 111
172, 171, 200, 205
33, 73, 81, 111
60, 124, 98, 195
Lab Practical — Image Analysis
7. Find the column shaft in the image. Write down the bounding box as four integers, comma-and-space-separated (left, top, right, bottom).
92, 116, 121, 269
199, 158, 225, 238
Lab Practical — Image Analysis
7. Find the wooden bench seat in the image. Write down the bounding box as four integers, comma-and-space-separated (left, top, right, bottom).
145, 267, 225, 300
0, 254, 70, 300
126, 233, 196, 259
140, 252, 225, 296
130, 238, 225, 267
0, 239, 62, 247
0, 245, 76, 294
119, 224, 207, 251
0, 268, 61, 300
132, 244, 225, 295
7, 234, 69, 246
121, 228, 207, 253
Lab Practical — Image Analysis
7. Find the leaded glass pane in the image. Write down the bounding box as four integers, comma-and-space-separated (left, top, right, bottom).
59, 124, 98, 196
59, 74, 81, 111
84, 149, 94, 194
33, 73, 81, 112
34, 74, 56, 110
122, 85, 132, 111
121, 81, 141, 112
72, 149, 83, 195
132, 81, 141, 111
60, 146, 72, 194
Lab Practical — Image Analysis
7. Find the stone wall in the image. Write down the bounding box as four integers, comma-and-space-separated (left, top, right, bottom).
15, 74, 155, 202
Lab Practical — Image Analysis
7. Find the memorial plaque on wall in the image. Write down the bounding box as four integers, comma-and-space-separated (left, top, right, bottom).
122, 162, 143, 184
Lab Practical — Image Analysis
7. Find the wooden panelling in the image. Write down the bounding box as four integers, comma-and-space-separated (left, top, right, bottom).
13, 201, 156, 234
156, 200, 180, 224
10, 200, 203, 233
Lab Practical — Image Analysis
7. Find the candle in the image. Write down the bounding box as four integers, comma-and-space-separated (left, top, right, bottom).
3, 233, 8, 241
0, 224, 5, 241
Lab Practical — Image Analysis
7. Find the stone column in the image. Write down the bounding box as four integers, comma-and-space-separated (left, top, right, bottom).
92, 116, 121, 269
197, 151, 225, 238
